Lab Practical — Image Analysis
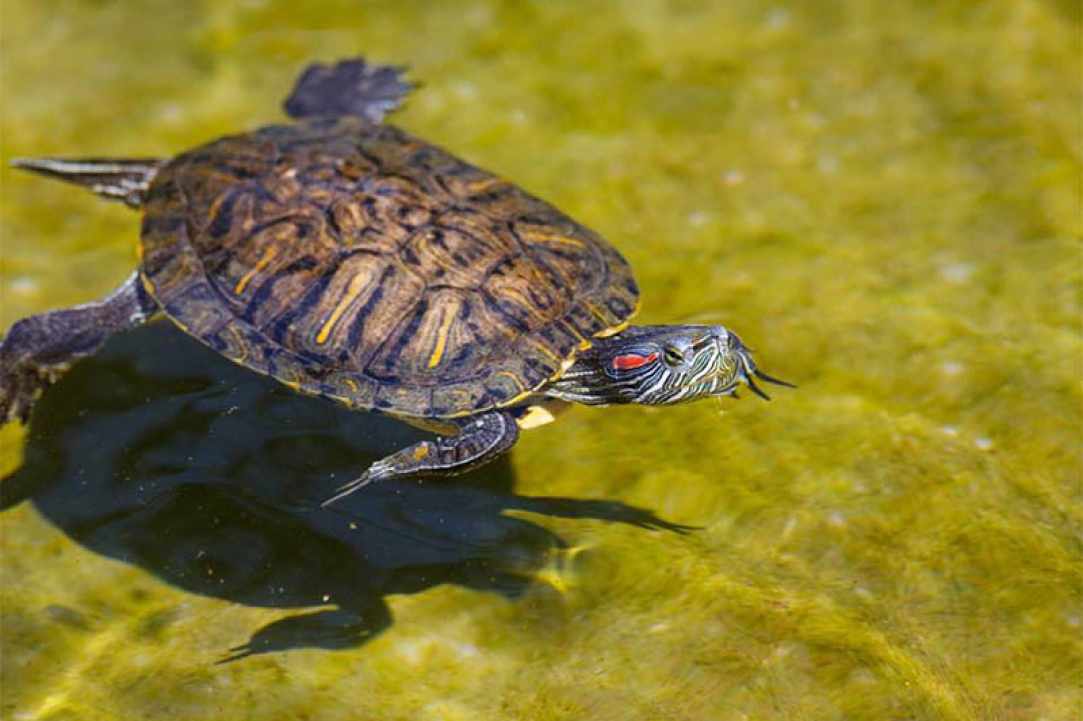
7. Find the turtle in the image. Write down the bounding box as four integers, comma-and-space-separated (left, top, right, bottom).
1, 57, 792, 505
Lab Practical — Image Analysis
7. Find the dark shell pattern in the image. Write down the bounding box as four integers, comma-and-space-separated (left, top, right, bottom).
139, 117, 639, 418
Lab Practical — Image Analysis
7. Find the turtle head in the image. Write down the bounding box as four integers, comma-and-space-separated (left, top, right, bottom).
546, 325, 793, 406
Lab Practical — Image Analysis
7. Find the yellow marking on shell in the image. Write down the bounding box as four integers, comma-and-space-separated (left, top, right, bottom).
139, 273, 156, 300
516, 405, 557, 430
283, 379, 302, 392
233, 245, 278, 295
584, 302, 613, 325
499, 286, 548, 323
412, 445, 430, 461
427, 306, 457, 369
577, 338, 592, 351
412, 297, 639, 421
495, 370, 527, 393
316, 272, 369, 345
343, 378, 361, 395
206, 189, 239, 233
227, 326, 249, 364
528, 230, 584, 248
404, 415, 460, 435
595, 319, 630, 338
135, 242, 144, 263
524, 337, 562, 363
167, 310, 191, 334
466, 177, 505, 194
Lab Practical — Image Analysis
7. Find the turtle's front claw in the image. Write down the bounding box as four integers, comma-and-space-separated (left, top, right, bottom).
320, 461, 393, 507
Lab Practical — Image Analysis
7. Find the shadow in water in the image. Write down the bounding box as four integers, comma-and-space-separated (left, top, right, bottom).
1, 322, 688, 660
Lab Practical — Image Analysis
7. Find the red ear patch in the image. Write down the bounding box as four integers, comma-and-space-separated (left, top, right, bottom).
612, 352, 658, 371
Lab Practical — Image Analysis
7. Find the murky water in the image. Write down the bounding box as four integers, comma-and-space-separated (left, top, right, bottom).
2, 2, 1080, 719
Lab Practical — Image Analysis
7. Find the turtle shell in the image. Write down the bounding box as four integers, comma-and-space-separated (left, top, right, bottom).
139, 117, 639, 418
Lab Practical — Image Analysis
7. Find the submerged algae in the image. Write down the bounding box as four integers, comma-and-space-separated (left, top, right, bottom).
2, 1, 1081, 720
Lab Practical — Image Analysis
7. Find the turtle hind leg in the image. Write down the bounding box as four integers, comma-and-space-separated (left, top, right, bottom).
321, 411, 520, 506
0, 271, 157, 424
283, 57, 414, 123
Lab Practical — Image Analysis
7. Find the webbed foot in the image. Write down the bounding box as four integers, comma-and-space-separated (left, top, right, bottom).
0, 358, 67, 424
283, 57, 414, 122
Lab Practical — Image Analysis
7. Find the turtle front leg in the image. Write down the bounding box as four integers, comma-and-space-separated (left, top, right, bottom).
321, 411, 520, 506
0, 271, 157, 423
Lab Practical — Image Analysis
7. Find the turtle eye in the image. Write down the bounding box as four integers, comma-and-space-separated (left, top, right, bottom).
662, 345, 685, 366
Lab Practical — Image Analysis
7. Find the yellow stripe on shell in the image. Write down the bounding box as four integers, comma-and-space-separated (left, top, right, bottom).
584, 302, 614, 326
227, 326, 249, 364
427, 306, 457, 369
233, 245, 278, 295
523, 337, 562, 363
525, 230, 584, 247
139, 272, 156, 299
315, 272, 369, 345
465, 177, 505, 194
493, 287, 549, 328
595, 318, 630, 338
494, 370, 527, 393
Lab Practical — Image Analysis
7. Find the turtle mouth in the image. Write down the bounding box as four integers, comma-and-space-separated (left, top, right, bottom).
734, 347, 795, 401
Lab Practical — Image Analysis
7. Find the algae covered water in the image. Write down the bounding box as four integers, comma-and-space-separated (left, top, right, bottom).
1, 2, 1080, 719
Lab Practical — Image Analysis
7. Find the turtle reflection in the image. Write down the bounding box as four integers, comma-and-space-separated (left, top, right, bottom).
1, 322, 689, 660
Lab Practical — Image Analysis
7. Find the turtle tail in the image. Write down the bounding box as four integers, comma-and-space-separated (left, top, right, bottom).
10, 157, 164, 208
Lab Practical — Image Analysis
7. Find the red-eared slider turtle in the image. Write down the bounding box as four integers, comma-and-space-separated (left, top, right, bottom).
1, 58, 792, 504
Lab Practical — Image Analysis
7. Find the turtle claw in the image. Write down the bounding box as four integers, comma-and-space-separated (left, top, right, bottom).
320, 460, 393, 507
0, 360, 63, 425
1, 316, 74, 425
284, 58, 414, 122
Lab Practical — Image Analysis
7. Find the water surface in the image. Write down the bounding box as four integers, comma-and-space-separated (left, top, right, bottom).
2, 1, 1080, 719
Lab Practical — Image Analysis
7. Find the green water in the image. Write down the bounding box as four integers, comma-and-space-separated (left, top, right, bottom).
2, 1, 1081, 719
